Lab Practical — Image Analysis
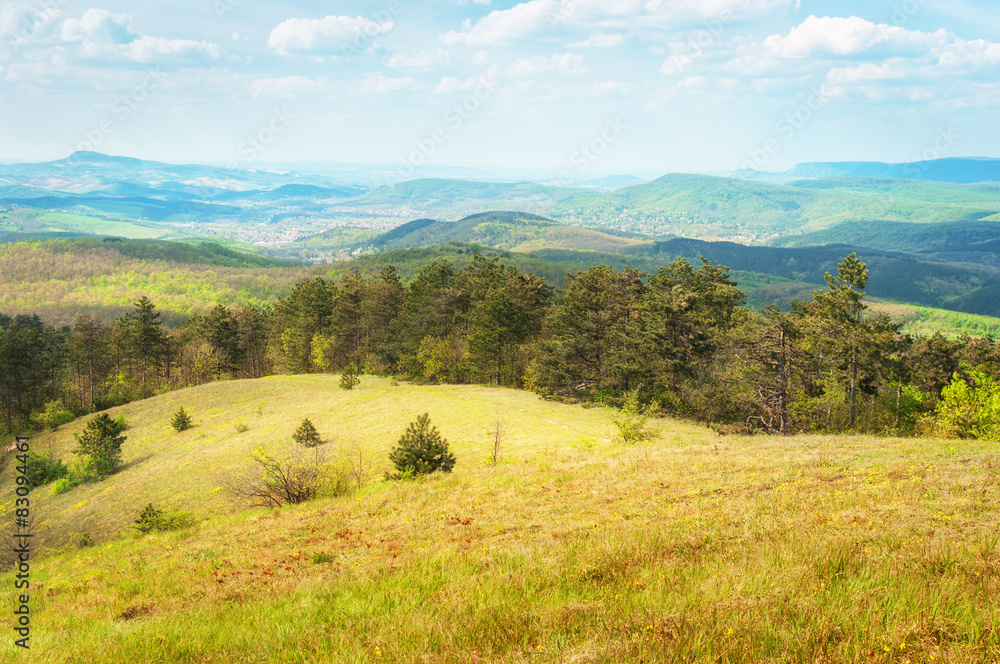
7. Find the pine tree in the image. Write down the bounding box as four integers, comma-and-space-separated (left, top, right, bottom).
388, 413, 455, 477
171, 407, 193, 432
293, 418, 321, 447
339, 362, 361, 390
74, 413, 127, 476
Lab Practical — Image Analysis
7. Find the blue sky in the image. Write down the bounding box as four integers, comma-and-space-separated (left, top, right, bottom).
1, 0, 998, 177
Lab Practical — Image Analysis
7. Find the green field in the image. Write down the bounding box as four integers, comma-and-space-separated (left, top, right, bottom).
3, 376, 998, 662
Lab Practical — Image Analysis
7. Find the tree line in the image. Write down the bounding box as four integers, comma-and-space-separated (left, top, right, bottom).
2, 253, 999, 439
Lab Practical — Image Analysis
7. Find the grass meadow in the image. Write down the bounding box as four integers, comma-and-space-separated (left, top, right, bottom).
1, 375, 998, 663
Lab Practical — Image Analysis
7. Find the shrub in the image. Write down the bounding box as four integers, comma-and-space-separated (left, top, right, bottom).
312, 552, 333, 564
340, 362, 361, 390
134, 503, 196, 534
223, 445, 351, 508
50, 478, 74, 496
171, 407, 193, 432
32, 400, 75, 431
235, 422, 249, 434
26, 451, 69, 487
76, 533, 94, 548
387, 413, 456, 479
293, 419, 321, 447
73, 413, 127, 478
609, 391, 660, 444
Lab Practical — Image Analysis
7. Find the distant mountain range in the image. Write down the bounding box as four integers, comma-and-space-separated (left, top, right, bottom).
734, 157, 1000, 184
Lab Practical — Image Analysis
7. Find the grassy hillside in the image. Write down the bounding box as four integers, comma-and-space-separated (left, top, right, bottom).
3, 376, 999, 662
0, 239, 311, 325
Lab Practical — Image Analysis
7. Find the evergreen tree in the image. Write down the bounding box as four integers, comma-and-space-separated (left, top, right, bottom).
293, 418, 321, 447
388, 413, 455, 476
74, 413, 127, 477
171, 407, 193, 432
339, 362, 361, 390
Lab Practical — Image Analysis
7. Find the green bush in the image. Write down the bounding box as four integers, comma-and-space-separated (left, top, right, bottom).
293, 419, 321, 447
32, 400, 75, 431
134, 503, 196, 534
933, 368, 1000, 440
387, 413, 456, 479
26, 451, 69, 487
50, 478, 75, 496
171, 407, 193, 432
609, 391, 660, 444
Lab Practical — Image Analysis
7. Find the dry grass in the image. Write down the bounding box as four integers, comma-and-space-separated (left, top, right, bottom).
1, 376, 998, 663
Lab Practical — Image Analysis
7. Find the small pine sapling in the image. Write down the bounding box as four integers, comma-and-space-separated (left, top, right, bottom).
340, 362, 361, 390
171, 407, 193, 432
387, 413, 456, 479
293, 418, 322, 447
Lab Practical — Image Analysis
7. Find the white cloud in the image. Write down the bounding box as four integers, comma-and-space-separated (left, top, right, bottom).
250, 75, 327, 100
568, 31, 624, 48
387, 49, 450, 69
361, 73, 417, 93
0, 3, 63, 43
61, 8, 135, 46
440, 0, 797, 45
760, 16, 947, 59
508, 52, 588, 76
268, 15, 393, 56
121, 36, 221, 63
441, 0, 558, 46
51, 9, 222, 64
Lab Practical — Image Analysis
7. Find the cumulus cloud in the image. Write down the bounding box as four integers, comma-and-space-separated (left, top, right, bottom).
268, 15, 393, 55
31, 8, 223, 64
760, 15, 948, 59
440, 0, 797, 45
0, 3, 63, 43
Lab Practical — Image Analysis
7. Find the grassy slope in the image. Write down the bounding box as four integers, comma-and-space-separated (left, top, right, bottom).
2, 376, 999, 663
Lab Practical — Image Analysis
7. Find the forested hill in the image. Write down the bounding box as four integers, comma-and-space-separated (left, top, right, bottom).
638, 238, 1000, 317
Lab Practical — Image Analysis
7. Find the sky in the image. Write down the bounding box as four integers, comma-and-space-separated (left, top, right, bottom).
1, 0, 998, 178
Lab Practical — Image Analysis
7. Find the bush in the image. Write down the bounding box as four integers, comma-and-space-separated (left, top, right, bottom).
609, 391, 660, 444
293, 419, 321, 447
32, 400, 75, 431
235, 422, 249, 434
26, 452, 69, 488
51, 478, 74, 496
387, 413, 456, 479
171, 407, 193, 432
134, 503, 196, 534
223, 445, 351, 508
339, 362, 361, 390
73, 413, 127, 478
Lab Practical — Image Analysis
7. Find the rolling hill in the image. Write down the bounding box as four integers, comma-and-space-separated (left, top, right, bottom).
736, 156, 1000, 184
3, 375, 998, 662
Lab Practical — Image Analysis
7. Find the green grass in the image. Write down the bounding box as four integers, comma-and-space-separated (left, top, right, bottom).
26, 212, 173, 240
2, 376, 998, 662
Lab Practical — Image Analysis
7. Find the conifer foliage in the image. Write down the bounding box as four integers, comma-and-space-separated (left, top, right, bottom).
388, 413, 455, 478
293, 418, 322, 447
171, 407, 193, 432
